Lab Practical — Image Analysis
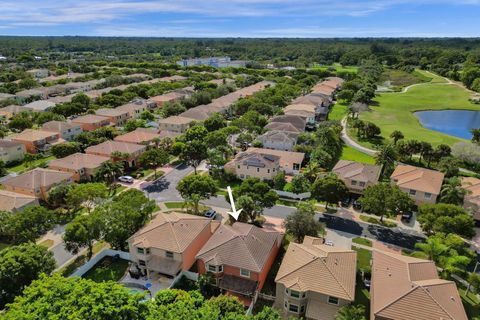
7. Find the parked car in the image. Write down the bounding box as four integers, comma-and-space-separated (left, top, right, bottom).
352, 200, 362, 211
324, 239, 334, 246
364, 279, 371, 289
204, 209, 217, 219
118, 175, 134, 183
341, 196, 351, 207
401, 213, 412, 223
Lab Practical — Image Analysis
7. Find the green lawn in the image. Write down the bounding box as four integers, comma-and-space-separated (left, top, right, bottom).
357, 72, 479, 147
311, 63, 359, 74
38, 239, 54, 248
8, 155, 56, 173
82, 257, 129, 283
352, 246, 372, 272
354, 277, 371, 318
359, 215, 397, 228
459, 286, 480, 319
58, 241, 109, 276
401, 249, 429, 259
164, 202, 184, 209
341, 145, 375, 164
378, 68, 431, 91
352, 237, 372, 247
328, 103, 348, 121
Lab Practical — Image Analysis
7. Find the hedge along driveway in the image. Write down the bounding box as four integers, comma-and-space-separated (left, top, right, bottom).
358, 79, 480, 147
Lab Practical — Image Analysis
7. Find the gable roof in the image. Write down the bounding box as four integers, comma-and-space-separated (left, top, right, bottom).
265, 122, 302, 133
0, 139, 24, 149
95, 108, 129, 118
196, 222, 282, 272
41, 120, 81, 133
85, 140, 146, 156
230, 151, 280, 168
0, 190, 38, 212
275, 236, 357, 301
10, 129, 59, 142
269, 115, 306, 132
258, 130, 298, 144
114, 128, 161, 144
71, 114, 110, 124
128, 212, 215, 253
2, 168, 73, 190
372, 250, 467, 320
247, 147, 305, 167
158, 116, 195, 125
391, 164, 444, 195
23, 100, 56, 112
48, 153, 110, 171
333, 160, 382, 184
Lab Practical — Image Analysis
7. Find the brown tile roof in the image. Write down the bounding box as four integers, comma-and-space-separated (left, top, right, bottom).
333, 160, 382, 184
0, 105, 31, 114
11, 129, 59, 142
284, 103, 317, 113
196, 222, 282, 272
114, 128, 161, 144
291, 95, 328, 107
158, 116, 195, 125
462, 177, 480, 199
372, 250, 467, 320
41, 121, 81, 133
2, 168, 73, 190
247, 147, 305, 168
48, 153, 109, 171
264, 122, 302, 133
128, 212, 215, 253
179, 105, 215, 121
391, 165, 445, 195
158, 130, 181, 139
116, 100, 148, 113
229, 151, 280, 168
275, 236, 357, 301
0, 140, 24, 148
258, 130, 298, 144
85, 140, 146, 156
269, 115, 306, 132
72, 114, 110, 124
0, 190, 38, 212
95, 108, 129, 117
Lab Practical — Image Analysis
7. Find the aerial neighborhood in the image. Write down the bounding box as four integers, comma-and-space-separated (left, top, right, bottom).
0, 35, 480, 320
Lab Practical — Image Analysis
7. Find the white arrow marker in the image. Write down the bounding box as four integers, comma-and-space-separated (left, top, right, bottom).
227, 186, 242, 220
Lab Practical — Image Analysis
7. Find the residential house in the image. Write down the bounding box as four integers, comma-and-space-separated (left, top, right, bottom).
0, 190, 39, 212
269, 115, 306, 132
390, 165, 444, 205
95, 108, 130, 125
149, 91, 189, 107
85, 140, 146, 167
225, 151, 280, 180
257, 130, 299, 151
23, 100, 56, 112
158, 116, 195, 134
264, 122, 302, 133
41, 121, 83, 141
114, 128, 162, 145
196, 223, 283, 305
371, 250, 467, 320
48, 153, 110, 182
117, 99, 152, 119
332, 160, 382, 194
283, 108, 316, 128
461, 177, 480, 220
10, 129, 63, 153
0, 93, 15, 103
0, 105, 31, 119
128, 212, 220, 278
274, 236, 357, 320
39, 72, 84, 83
15, 88, 47, 101
1, 168, 74, 200
26, 69, 49, 79
0, 140, 26, 163
177, 56, 247, 68
71, 114, 110, 131
247, 147, 305, 175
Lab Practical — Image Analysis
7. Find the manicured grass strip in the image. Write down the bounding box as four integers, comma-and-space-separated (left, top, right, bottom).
352, 237, 372, 247
352, 246, 372, 272
164, 202, 185, 209
354, 277, 371, 318
328, 103, 348, 121
401, 249, 428, 259
38, 239, 54, 248
57, 241, 109, 276
459, 286, 480, 319
8, 155, 56, 173
359, 215, 397, 228
341, 145, 375, 164
83, 257, 129, 283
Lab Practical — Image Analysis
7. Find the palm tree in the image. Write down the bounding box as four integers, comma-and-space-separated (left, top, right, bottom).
335, 305, 366, 320
415, 237, 448, 263
375, 144, 398, 177
303, 162, 324, 183
95, 161, 124, 186
390, 130, 404, 144
440, 177, 468, 205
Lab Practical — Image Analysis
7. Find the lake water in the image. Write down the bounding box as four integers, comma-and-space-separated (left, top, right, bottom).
414, 110, 480, 139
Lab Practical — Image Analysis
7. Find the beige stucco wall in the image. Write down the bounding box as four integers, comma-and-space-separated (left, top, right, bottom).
0, 144, 26, 163
235, 162, 279, 180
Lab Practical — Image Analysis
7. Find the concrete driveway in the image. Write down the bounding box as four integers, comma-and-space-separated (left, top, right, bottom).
142, 164, 194, 202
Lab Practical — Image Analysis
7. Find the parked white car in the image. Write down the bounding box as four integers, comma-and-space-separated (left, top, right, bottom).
118, 176, 134, 183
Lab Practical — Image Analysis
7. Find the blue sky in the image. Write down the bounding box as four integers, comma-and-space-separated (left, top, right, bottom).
1, 0, 480, 37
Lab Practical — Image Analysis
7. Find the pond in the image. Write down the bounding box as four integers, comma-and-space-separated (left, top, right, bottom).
414, 110, 480, 139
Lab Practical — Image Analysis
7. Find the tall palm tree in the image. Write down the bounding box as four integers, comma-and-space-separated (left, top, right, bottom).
95, 161, 124, 186
390, 130, 404, 144
415, 237, 448, 263
303, 162, 324, 183
440, 177, 468, 205
375, 144, 398, 177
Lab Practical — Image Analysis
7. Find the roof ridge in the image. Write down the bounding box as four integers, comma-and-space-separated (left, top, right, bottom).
275, 243, 319, 281
416, 282, 456, 320
320, 252, 355, 300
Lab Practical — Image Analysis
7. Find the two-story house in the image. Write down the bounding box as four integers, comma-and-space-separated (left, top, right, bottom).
274, 236, 357, 320
95, 108, 130, 126
284, 104, 317, 127
461, 177, 480, 221
269, 115, 306, 132
0, 190, 39, 212
196, 223, 283, 305
71, 114, 111, 131
117, 99, 150, 119
158, 116, 195, 134
128, 212, 219, 278
332, 160, 382, 195
114, 128, 162, 145
1, 168, 74, 201
224, 151, 280, 180
247, 147, 305, 176
41, 121, 83, 141
85, 140, 146, 167
0, 140, 26, 163
257, 130, 299, 151
48, 153, 110, 182
10, 129, 63, 154
390, 164, 444, 205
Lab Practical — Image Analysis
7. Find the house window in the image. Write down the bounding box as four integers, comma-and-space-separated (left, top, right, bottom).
272, 168, 276, 172
284, 301, 287, 309
267, 169, 270, 173
257, 168, 259, 172
207, 264, 223, 273
351, 180, 357, 186
328, 296, 339, 305
409, 189, 417, 196
290, 290, 300, 298
300, 305, 305, 313
288, 304, 299, 313
359, 181, 366, 187
139, 260, 146, 266
166, 251, 174, 258
293, 163, 300, 171
240, 268, 250, 278
240, 174, 245, 179
237, 165, 240, 169
424, 192, 432, 199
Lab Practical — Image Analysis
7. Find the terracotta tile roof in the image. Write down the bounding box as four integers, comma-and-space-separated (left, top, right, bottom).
258, 130, 298, 144
284, 103, 317, 113
291, 95, 328, 106
275, 236, 357, 301
158, 116, 195, 125
116, 100, 148, 113
72, 114, 110, 124
333, 160, 382, 184
462, 177, 480, 199
85, 140, 146, 156
2, 168, 73, 190
95, 108, 129, 117
128, 212, 215, 253
196, 222, 282, 272
48, 153, 109, 171
265, 122, 302, 133
0, 190, 38, 212
114, 128, 161, 144
23, 100, 56, 112
391, 165, 445, 195
247, 147, 305, 168
229, 151, 280, 168
0, 139, 23, 148
1, 105, 31, 113
158, 130, 181, 138
179, 105, 215, 121
284, 109, 315, 118
11, 129, 59, 142
41, 121, 81, 133
372, 250, 467, 320
269, 115, 306, 132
